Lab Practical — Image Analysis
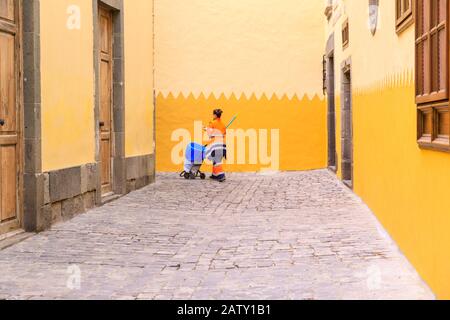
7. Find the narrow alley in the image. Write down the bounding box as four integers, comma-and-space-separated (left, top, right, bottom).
0, 171, 433, 300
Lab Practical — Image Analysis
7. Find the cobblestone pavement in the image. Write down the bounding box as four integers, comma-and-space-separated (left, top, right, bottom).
0, 171, 434, 300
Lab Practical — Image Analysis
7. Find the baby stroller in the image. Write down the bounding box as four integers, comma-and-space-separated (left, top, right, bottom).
180, 143, 207, 180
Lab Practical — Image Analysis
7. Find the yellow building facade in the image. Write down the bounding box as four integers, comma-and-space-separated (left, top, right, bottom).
155, 0, 327, 173
0, 0, 155, 235
325, 0, 450, 298
155, 0, 450, 298
1, 0, 449, 299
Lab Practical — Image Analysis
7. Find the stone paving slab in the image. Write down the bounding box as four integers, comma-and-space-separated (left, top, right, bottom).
0, 170, 434, 300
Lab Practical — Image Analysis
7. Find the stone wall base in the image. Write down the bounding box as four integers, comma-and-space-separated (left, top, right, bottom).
126, 154, 156, 193
35, 154, 155, 232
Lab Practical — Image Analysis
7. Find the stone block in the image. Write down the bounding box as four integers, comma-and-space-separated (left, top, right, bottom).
51, 201, 62, 224
126, 180, 136, 193
43, 173, 50, 205
49, 166, 81, 203
37, 204, 52, 232
81, 163, 97, 194
61, 196, 84, 221
83, 191, 96, 210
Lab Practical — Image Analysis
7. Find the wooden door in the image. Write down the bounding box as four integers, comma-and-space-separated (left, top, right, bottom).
341, 69, 353, 189
0, 0, 22, 233
99, 6, 113, 195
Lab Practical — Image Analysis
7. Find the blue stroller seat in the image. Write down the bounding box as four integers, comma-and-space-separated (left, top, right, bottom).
180, 143, 207, 180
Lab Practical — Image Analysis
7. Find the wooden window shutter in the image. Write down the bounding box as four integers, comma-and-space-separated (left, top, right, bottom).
415, 0, 449, 104
396, 0, 414, 33
342, 19, 349, 49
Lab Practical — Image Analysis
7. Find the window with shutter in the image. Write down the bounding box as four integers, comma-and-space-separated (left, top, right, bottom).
416, 0, 450, 151
396, 0, 414, 33
342, 19, 349, 49
415, 0, 448, 104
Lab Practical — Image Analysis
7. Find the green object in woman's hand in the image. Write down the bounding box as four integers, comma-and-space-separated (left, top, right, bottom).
226, 115, 238, 129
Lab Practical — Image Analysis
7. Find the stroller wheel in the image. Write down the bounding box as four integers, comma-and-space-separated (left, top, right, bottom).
200, 173, 206, 180
183, 172, 190, 180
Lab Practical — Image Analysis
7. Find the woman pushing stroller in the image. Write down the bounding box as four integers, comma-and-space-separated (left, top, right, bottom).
180, 109, 229, 182
203, 109, 227, 182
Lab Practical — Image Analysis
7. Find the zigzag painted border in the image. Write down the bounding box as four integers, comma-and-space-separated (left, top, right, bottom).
156, 91, 325, 102
157, 70, 414, 101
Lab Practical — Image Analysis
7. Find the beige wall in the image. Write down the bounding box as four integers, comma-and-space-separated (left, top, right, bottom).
326, 0, 450, 298
41, 0, 95, 172
326, 0, 414, 92
155, 0, 327, 172
155, 0, 324, 99
40, 0, 155, 172
124, 0, 155, 157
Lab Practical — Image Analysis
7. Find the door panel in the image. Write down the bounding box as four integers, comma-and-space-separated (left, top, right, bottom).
0, 0, 20, 230
0, 0, 14, 21
100, 137, 111, 187
0, 33, 16, 132
98, 6, 113, 195
100, 60, 111, 132
1, 144, 17, 221
100, 15, 110, 54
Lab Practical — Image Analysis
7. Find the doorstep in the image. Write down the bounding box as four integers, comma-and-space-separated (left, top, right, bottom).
0, 229, 34, 251
101, 193, 121, 205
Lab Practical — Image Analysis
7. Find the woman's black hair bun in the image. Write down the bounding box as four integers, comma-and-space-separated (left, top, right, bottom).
214, 109, 223, 118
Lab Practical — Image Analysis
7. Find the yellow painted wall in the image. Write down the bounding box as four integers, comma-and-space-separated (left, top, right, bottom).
327, 0, 450, 298
155, 0, 327, 172
40, 0, 155, 171
157, 93, 326, 172
41, 0, 95, 172
124, 0, 155, 157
